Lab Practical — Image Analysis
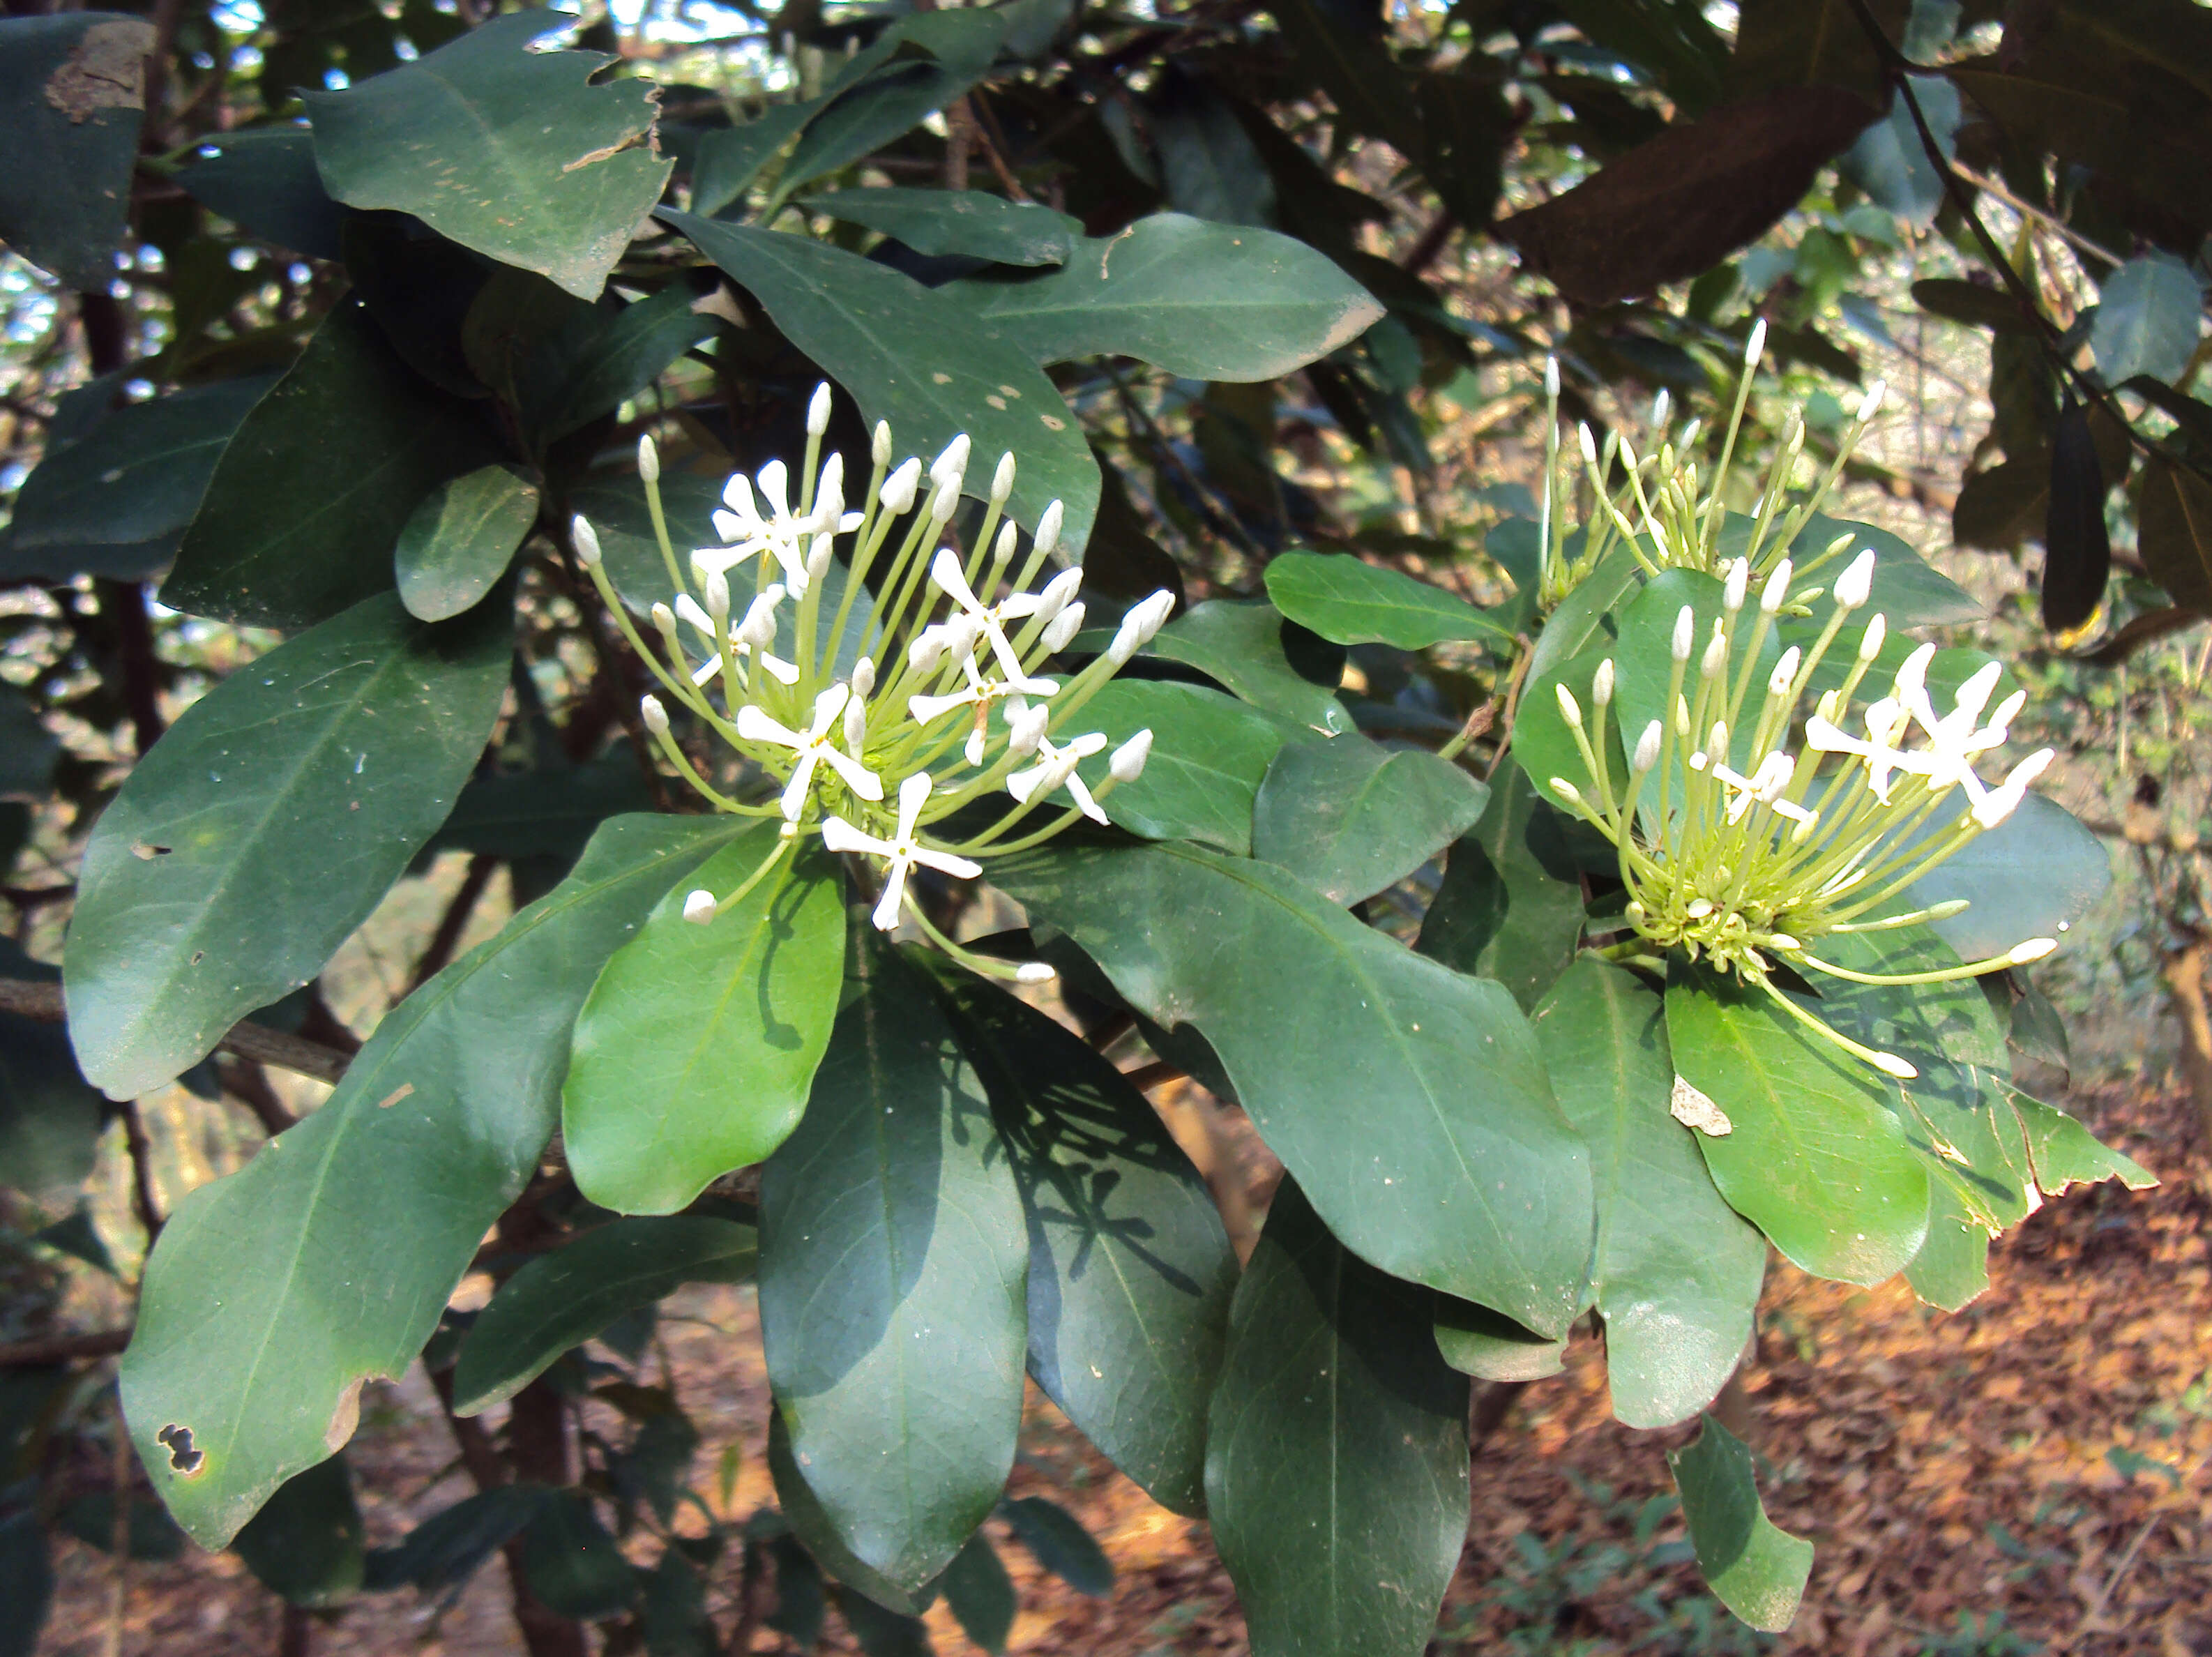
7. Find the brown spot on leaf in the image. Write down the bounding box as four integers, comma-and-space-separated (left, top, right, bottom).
562, 130, 649, 172
324, 1378, 365, 1453
130, 842, 172, 860
44, 20, 156, 122
377, 1083, 416, 1110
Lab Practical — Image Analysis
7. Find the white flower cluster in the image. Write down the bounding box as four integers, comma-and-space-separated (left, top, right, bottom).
575, 384, 1172, 978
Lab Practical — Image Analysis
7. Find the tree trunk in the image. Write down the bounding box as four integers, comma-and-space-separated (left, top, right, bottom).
2162, 939, 2212, 1141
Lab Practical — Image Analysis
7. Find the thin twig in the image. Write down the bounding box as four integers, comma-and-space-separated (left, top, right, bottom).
1120, 1059, 1185, 1091
0, 1327, 132, 1367
119, 1100, 164, 1243
409, 854, 497, 992
0, 978, 353, 1086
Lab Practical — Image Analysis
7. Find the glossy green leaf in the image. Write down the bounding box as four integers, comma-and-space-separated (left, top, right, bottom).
1667, 1414, 1810, 1633
1416, 768, 1586, 1013
162, 302, 500, 629
1068, 679, 1282, 854
564, 825, 845, 1214
0, 15, 153, 288
1903, 792, 2110, 963
1001, 1497, 1112, 1595
766, 1414, 934, 1617
520, 280, 722, 446
1510, 641, 1617, 821
946, 213, 1381, 382
177, 126, 345, 259
2091, 252, 2203, 387
1432, 1298, 1566, 1382
521, 1490, 636, 1621
1142, 599, 1353, 736
395, 464, 538, 622
805, 188, 1081, 266
691, 103, 815, 215
779, 10, 1009, 193
430, 757, 657, 864
1532, 960, 1764, 1427
1525, 544, 1639, 682
1838, 74, 1959, 226
66, 591, 510, 1100
231, 1456, 365, 1608
927, 968, 1236, 1516
659, 211, 1099, 554
997, 840, 1593, 1337
453, 1216, 758, 1414
1263, 552, 1511, 650
943, 1534, 1016, 1653
2, 376, 274, 584
119, 814, 748, 1547
303, 11, 672, 300
2012, 1086, 2154, 1195
1251, 734, 1487, 907
1752, 512, 1981, 629
1665, 962, 1931, 1286
758, 937, 1028, 1594
1206, 1180, 1469, 1657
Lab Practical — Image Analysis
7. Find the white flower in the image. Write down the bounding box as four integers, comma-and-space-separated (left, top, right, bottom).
701, 458, 861, 589
681, 889, 716, 925
675, 589, 798, 688
929, 549, 1059, 694
821, 772, 983, 930
1109, 729, 1152, 783
1008, 732, 1110, 823
736, 682, 885, 819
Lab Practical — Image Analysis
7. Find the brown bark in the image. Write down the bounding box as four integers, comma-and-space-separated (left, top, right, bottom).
2162, 939, 2212, 1141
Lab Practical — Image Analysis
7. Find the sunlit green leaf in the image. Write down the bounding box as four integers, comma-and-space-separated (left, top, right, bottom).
1251, 734, 1487, 907
394, 464, 538, 622
1263, 551, 1511, 649
1668, 1413, 1810, 1633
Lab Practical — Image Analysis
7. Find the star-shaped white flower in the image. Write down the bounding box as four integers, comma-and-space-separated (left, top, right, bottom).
1690, 746, 1813, 826
674, 590, 799, 688
929, 549, 1059, 695
1008, 732, 1110, 823
820, 772, 983, 930
736, 682, 884, 819
698, 458, 861, 591
1893, 652, 2020, 804
1807, 695, 1916, 802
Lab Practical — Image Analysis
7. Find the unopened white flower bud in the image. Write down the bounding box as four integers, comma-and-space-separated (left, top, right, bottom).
815, 452, 845, 522
650, 601, 676, 637
637, 434, 660, 484
881, 457, 922, 515
1872, 1051, 1918, 1080
572, 516, 603, 568
1034, 566, 1084, 624
1859, 612, 1887, 661
2010, 937, 2057, 965
1701, 629, 1727, 680
704, 568, 731, 621
1033, 499, 1064, 558
1592, 658, 1614, 709
1745, 317, 1767, 369
990, 451, 1015, 506
805, 536, 833, 583
1578, 423, 1598, 467
640, 694, 669, 736
1672, 605, 1695, 663
872, 421, 892, 468
1761, 558, 1791, 614
1556, 683, 1583, 725
682, 889, 717, 925
1722, 559, 1748, 613
908, 628, 948, 674
930, 433, 970, 488
1041, 601, 1085, 653
926, 476, 959, 524
1544, 355, 1559, 398
1109, 728, 1153, 783
1768, 647, 1800, 695
1549, 777, 1584, 808
1835, 549, 1877, 610
1015, 961, 1057, 983
737, 587, 781, 649
1856, 380, 1886, 424
1008, 702, 1050, 756
807, 381, 832, 437
1651, 388, 1670, 430
1633, 720, 1662, 773
1132, 589, 1174, 646
843, 697, 865, 751
851, 657, 876, 699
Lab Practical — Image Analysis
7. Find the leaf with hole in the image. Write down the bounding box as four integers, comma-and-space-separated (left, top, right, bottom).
0, 15, 156, 289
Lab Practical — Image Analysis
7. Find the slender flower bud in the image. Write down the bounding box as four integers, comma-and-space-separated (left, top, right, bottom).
1008, 702, 1050, 756
872, 421, 893, 468
1761, 558, 1791, 614
1723, 558, 1748, 613
926, 475, 958, 524
682, 889, 717, 925
1578, 423, 1599, 467
1768, 647, 1801, 695
990, 451, 1016, 506
851, 656, 876, 699
1593, 658, 1614, 709
1109, 728, 1153, 782
805, 536, 833, 584
1651, 388, 1670, 430
637, 434, 660, 484
1033, 567, 1084, 625
908, 627, 949, 674
2010, 938, 2058, 964
1859, 612, 1887, 661
1834, 548, 1877, 610
1555, 683, 1582, 727
1745, 317, 1767, 369
930, 433, 970, 488
881, 457, 922, 514
640, 694, 669, 735
843, 696, 865, 752
1550, 777, 1584, 808
807, 381, 832, 437
1033, 499, 1064, 559
1672, 605, 1695, 662
650, 601, 676, 637
1633, 720, 1662, 773
1700, 630, 1727, 679
737, 587, 781, 648
1871, 1052, 1917, 1080
573, 515, 602, 568
816, 453, 845, 523
1544, 355, 1559, 398
1016, 962, 1057, 983
1856, 380, 1886, 424
704, 568, 732, 623
1041, 601, 1085, 653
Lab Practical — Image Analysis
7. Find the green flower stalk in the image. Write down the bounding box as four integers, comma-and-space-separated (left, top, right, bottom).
1536, 322, 1888, 607
573, 384, 1169, 982
1543, 548, 2059, 1079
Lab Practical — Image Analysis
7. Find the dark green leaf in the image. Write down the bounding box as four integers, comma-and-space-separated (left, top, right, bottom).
0, 15, 154, 288
395, 464, 539, 622
943, 1533, 1016, 1652
1525, 545, 1639, 682
692, 103, 815, 216
1839, 75, 1959, 226
2, 377, 275, 584
177, 126, 345, 260
1262, 551, 1512, 650
0, 1507, 52, 1657
1906, 792, 2110, 963
66, 592, 508, 1099
1729, 0, 1900, 101
2043, 398, 2112, 633
779, 11, 1009, 194
1431, 1299, 1566, 1382
563, 828, 845, 1214
1141, 599, 1352, 736
2137, 454, 2212, 614
1151, 71, 1276, 226
363, 1485, 551, 1592
429, 757, 658, 864
0, 1011, 104, 1200
1001, 1497, 1112, 1596
0, 688, 57, 803
757, 936, 1027, 1594
1205, 1180, 1469, 1657
58, 1492, 188, 1561
766, 1414, 934, 1617
121, 815, 749, 1547
33, 1206, 116, 1277
2091, 252, 2202, 386
1416, 769, 1586, 1014
304, 11, 672, 300
641, 1553, 719, 1657
1667, 1414, 1810, 1633
232, 1456, 365, 1607
1911, 278, 2040, 335
1764, 512, 1982, 628
453, 1217, 758, 1414
1665, 961, 1931, 1285
804, 188, 1081, 266
1252, 735, 1487, 907
996, 841, 1593, 1337
1532, 960, 1764, 1426
659, 211, 1099, 554
766, 1533, 828, 1644
162, 302, 501, 629
838, 1587, 937, 1657
1952, 455, 2049, 552
1069, 679, 1282, 854
522, 280, 722, 446
946, 214, 1382, 382
521, 1490, 637, 1621
927, 969, 1236, 1516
